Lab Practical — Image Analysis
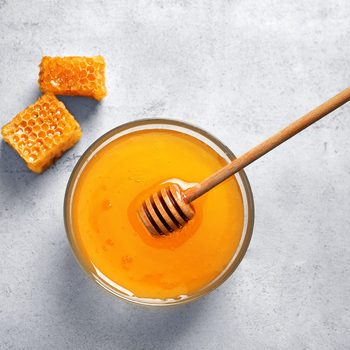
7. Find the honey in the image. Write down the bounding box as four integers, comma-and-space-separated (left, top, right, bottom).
71, 128, 245, 300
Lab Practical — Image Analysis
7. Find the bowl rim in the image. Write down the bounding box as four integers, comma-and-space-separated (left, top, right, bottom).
64, 118, 255, 307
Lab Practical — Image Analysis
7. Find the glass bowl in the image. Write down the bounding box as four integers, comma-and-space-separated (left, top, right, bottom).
64, 119, 254, 306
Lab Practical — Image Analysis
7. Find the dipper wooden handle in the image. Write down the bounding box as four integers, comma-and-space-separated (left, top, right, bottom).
185, 87, 350, 202
139, 87, 350, 235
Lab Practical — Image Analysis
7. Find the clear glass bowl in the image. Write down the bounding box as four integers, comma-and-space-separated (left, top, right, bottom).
64, 119, 254, 306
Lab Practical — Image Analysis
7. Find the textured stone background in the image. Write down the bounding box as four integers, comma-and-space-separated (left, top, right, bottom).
1, 1, 350, 349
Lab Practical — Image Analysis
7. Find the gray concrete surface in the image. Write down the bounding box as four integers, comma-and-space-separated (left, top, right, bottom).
1, 1, 350, 349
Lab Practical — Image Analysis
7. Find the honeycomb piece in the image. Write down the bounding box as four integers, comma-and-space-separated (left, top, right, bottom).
38, 56, 107, 101
1, 93, 82, 173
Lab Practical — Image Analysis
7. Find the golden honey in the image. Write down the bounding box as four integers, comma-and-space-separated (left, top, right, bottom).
71, 128, 245, 300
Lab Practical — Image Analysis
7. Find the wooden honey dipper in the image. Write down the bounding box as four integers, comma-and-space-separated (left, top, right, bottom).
139, 87, 350, 235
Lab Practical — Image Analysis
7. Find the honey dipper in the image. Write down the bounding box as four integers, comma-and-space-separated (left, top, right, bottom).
139, 87, 350, 235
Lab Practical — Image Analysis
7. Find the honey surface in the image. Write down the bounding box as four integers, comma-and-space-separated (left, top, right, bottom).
72, 129, 244, 300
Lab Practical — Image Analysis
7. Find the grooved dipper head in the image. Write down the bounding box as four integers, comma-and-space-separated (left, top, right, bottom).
138, 183, 195, 235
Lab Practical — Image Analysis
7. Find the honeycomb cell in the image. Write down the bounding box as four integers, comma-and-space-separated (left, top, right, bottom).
44, 137, 53, 148
38, 56, 107, 100
1, 93, 82, 173
55, 128, 63, 135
